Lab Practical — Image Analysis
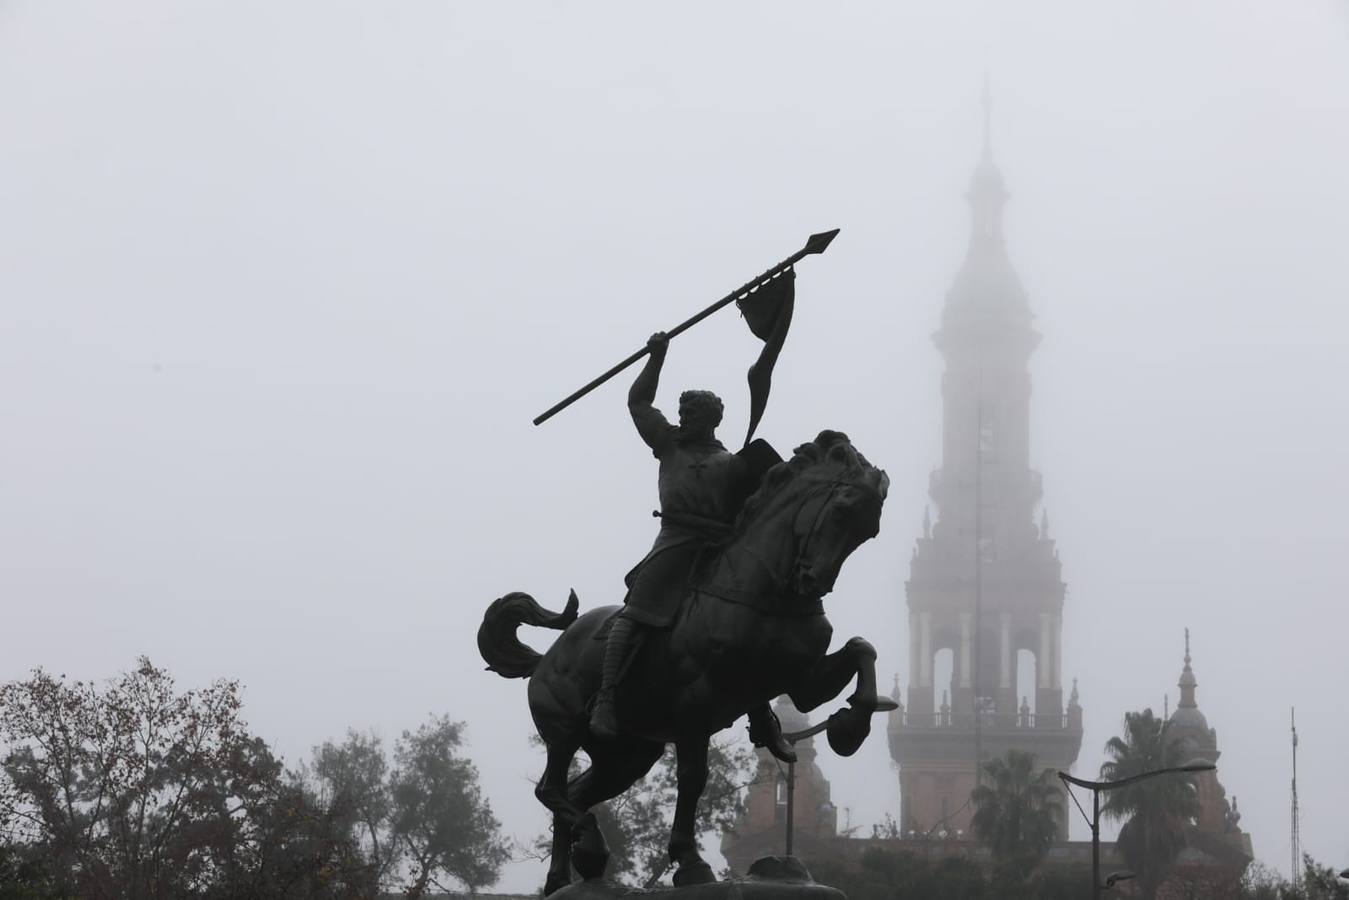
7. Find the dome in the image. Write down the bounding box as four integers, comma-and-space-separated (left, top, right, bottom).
1169, 705, 1209, 732
942, 250, 1032, 326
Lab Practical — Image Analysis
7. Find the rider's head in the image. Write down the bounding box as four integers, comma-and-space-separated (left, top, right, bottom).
678, 390, 723, 438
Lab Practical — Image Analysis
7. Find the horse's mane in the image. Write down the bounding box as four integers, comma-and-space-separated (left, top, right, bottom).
735, 430, 883, 535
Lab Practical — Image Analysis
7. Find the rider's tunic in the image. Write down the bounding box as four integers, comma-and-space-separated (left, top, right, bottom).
624, 405, 747, 627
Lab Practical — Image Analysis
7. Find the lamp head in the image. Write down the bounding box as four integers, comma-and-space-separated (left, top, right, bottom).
1104, 871, 1137, 889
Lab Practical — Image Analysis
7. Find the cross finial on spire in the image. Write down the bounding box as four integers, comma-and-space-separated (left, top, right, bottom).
1185, 627, 1191, 663
981, 71, 993, 162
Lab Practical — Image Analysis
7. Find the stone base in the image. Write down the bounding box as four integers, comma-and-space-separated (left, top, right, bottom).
548, 857, 846, 900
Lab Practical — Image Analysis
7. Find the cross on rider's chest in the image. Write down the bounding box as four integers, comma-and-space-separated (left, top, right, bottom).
688, 460, 709, 479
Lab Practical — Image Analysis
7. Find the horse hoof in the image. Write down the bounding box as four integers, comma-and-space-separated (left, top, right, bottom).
570, 813, 611, 881
826, 707, 872, 757
673, 861, 716, 887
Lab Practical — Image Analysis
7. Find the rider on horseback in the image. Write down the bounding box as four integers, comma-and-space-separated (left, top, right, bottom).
588, 331, 797, 764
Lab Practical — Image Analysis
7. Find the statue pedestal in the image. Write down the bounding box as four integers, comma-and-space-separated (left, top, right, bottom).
549, 857, 846, 900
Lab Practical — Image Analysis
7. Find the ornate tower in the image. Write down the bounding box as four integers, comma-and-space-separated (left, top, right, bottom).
1162, 630, 1254, 887
888, 88, 1082, 837
1167, 630, 1248, 841
721, 697, 838, 874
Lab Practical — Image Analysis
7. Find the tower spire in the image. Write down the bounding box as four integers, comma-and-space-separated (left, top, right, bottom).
965, 76, 1008, 252
1178, 627, 1198, 709
982, 71, 993, 162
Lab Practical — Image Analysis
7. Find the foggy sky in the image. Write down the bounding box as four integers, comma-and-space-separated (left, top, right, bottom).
2, 1, 1347, 891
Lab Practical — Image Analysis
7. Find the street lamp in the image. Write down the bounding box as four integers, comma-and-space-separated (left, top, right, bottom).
778, 697, 898, 856
1058, 761, 1216, 900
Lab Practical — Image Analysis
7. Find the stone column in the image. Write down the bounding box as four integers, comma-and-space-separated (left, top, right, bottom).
1038, 613, 1051, 689
1052, 614, 1062, 689
919, 612, 932, 688
999, 613, 1011, 689
909, 612, 921, 688
959, 613, 972, 688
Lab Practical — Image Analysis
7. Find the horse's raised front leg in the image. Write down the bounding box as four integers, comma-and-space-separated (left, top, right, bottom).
788, 637, 893, 757
668, 735, 716, 887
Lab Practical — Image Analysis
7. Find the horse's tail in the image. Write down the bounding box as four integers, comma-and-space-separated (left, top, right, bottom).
477, 590, 580, 679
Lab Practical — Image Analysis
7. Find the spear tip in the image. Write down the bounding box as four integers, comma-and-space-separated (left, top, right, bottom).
804, 228, 841, 256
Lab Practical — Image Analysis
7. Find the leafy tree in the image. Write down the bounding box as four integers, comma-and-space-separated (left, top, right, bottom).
807, 847, 989, 900
1293, 854, 1349, 900
969, 749, 1059, 875
388, 716, 509, 897
307, 729, 394, 887
0, 658, 360, 898
295, 718, 508, 898
1099, 708, 1201, 899
0, 844, 55, 899
807, 845, 1095, 900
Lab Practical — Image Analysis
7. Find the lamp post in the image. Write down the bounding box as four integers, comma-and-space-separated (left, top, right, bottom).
1057, 762, 1216, 900
778, 697, 898, 857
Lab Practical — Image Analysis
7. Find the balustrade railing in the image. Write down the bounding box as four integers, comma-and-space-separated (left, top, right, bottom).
893, 711, 1073, 730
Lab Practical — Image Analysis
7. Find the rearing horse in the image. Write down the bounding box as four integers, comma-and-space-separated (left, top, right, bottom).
478, 431, 889, 894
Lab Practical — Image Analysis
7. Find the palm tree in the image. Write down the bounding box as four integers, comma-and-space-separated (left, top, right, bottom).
1100, 709, 1201, 899
970, 749, 1060, 873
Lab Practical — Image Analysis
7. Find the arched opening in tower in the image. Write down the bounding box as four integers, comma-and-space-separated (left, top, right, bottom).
933, 647, 954, 721
1017, 648, 1038, 720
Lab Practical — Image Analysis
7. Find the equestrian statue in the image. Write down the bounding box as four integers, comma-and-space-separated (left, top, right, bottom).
478, 232, 895, 895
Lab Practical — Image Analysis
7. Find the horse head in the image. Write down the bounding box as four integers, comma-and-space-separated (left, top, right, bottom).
736, 430, 888, 601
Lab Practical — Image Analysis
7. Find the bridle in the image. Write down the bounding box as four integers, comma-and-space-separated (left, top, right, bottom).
794, 476, 884, 569
696, 473, 881, 616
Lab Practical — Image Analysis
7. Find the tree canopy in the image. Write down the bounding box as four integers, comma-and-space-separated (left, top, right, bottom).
969, 749, 1060, 874
1099, 708, 1202, 899
0, 659, 505, 899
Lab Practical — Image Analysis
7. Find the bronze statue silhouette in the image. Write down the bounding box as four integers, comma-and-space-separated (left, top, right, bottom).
589, 331, 795, 764
478, 426, 890, 894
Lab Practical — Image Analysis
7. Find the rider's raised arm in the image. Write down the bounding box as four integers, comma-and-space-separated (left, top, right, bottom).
629, 332, 677, 455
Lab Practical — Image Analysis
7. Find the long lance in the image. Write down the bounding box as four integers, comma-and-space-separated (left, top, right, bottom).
532, 228, 840, 426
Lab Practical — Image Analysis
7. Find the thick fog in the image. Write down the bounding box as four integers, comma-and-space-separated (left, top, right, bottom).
3, 1, 1347, 891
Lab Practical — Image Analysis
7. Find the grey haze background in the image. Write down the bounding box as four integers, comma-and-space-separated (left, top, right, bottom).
2, 0, 1347, 890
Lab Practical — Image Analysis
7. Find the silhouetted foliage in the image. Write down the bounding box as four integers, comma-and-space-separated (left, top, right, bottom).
969, 749, 1060, 875
807, 846, 1096, 900
302, 717, 508, 898
808, 848, 991, 900
0, 660, 505, 899
1289, 855, 1349, 900
1099, 708, 1202, 899
0, 844, 55, 899
0, 658, 365, 898
389, 716, 509, 896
